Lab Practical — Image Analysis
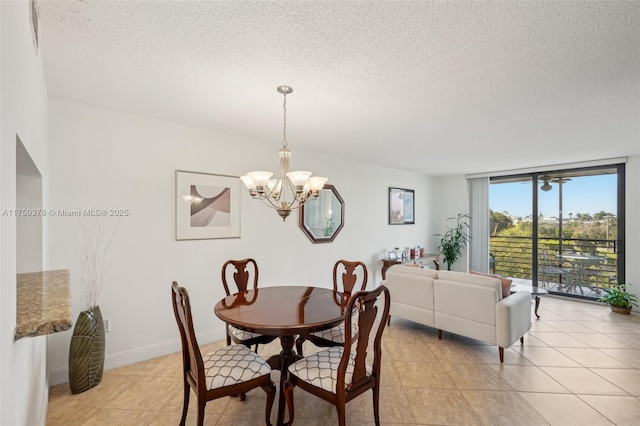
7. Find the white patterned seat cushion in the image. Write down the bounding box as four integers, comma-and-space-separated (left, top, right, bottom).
309, 323, 346, 344
228, 324, 265, 341
287, 346, 371, 394
309, 310, 359, 344
202, 344, 271, 390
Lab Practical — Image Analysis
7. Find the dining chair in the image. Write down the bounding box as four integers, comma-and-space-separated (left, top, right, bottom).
295, 260, 368, 356
284, 285, 390, 426
576, 256, 605, 292
538, 248, 571, 289
221, 258, 277, 351
171, 282, 276, 426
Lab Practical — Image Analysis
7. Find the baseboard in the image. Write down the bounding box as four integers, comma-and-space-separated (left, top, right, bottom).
48, 328, 225, 387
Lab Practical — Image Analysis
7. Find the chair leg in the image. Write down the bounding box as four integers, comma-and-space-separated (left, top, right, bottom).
179, 379, 189, 426
520, 336, 524, 344
295, 336, 305, 357
262, 380, 276, 426
336, 402, 346, 426
499, 347, 504, 363
196, 396, 205, 426
283, 379, 296, 425
438, 329, 443, 340
372, 381, 381, 426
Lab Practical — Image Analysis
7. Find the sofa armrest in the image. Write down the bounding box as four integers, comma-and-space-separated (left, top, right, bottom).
495, 291, 532, 348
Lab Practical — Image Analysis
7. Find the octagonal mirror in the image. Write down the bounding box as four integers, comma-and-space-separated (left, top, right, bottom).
299, 184, 344, 243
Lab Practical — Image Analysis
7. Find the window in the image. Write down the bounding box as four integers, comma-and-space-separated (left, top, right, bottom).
489, 164, 624, 300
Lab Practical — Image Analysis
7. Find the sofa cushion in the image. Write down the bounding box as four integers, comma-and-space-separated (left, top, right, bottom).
469, 271, 512, 298
437, 270, 503, 300
389, 265, 438, 278
434, 279, 499, 326
386, 265, 437, 326
386, 266, 437, 309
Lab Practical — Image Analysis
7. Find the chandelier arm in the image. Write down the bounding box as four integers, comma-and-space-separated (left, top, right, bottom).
258, 193, 283, 210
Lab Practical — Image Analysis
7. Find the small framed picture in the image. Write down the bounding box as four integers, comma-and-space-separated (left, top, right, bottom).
388, 187, 415, 225
387, 251, 397, 260
175, 170, 241, 240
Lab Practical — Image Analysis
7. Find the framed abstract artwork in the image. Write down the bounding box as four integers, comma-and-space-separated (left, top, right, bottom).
388, 187, 414, 225
175, 170, 240, 240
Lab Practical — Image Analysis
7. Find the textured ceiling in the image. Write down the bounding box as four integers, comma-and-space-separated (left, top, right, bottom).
37, 1, 640, 176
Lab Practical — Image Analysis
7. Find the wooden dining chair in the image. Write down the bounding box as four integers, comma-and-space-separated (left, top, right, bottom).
284, 285, 390, 426
171, 282, 276, 426
295, 260, 368, 356
221, 258, 277, 351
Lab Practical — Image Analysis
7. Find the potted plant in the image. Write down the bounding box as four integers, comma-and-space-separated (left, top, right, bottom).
598, 283, 638, 314
436, 213, 470, 270
323, 216, 335, 237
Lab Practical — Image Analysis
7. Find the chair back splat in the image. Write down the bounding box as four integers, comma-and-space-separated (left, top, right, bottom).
344, 286, 388, 390
333, 260, 368, 295
221, 258, 259, 295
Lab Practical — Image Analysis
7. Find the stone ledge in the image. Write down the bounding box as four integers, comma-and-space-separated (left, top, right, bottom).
15, 269, 72, 340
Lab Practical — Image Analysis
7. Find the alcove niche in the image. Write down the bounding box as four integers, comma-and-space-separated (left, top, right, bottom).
14, 137, 72, 340
16, 136, 43, 274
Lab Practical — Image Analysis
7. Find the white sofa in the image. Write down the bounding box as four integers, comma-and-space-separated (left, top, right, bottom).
383, 265, 532, 362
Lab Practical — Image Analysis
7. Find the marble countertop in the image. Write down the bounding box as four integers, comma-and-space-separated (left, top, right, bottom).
15, 269, 72, 340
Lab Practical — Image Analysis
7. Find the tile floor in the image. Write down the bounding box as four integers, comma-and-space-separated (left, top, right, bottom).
47, 296, 640, 425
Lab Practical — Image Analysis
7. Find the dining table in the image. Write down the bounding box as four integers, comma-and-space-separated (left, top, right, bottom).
214, 285, 350, 426
558, 253, 604, 290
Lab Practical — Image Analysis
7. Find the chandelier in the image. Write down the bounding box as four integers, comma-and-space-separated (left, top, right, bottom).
240, 86, 327, 221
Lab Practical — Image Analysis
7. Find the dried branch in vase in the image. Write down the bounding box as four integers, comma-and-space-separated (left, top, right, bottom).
72, 215, 119, 311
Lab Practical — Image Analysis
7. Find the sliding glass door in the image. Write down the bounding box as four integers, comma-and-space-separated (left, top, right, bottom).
489, 164, 624, 300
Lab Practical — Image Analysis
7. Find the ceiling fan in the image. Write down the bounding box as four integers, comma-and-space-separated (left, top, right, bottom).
540, 175, 572, 192
540, 175, 553, 192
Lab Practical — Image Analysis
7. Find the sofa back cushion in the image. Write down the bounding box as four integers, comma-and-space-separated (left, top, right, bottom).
386, 265, 437, 310
469, 271, 512, 298
434, 277, 501, 326
436, 270, 503, 301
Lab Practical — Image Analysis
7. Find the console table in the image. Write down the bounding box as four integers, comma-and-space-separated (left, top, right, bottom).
381, 253, 439, 279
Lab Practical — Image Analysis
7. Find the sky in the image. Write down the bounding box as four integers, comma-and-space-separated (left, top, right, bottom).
490, 174, 617, 218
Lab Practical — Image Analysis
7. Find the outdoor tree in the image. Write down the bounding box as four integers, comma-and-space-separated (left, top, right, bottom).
490, 210, 514, 235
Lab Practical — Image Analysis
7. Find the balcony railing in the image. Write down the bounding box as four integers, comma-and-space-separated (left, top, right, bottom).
490, 235, 618, 299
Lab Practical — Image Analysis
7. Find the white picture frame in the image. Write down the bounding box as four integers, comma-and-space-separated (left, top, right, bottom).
175, 170, 240, 240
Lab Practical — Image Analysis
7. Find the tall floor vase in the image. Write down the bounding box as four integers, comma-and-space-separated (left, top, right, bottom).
68, 305, 106, 394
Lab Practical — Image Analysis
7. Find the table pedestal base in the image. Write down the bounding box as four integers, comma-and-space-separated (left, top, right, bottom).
266, 335, 303, 426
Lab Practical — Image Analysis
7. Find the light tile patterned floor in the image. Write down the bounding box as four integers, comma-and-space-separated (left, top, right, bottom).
48, 296, 640, 425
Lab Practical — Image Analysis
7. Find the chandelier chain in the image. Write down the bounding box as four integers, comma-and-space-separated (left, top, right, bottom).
282, 92, 288, 148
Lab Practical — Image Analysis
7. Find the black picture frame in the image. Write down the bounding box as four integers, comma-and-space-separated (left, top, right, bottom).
388, 187, 415, 225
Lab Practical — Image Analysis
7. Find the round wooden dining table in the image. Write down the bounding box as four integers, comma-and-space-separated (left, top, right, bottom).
214, 285, 349, 426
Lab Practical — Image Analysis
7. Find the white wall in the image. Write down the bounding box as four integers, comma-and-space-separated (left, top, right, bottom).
432, 175, 469, 272
625, 156, 639, 298
46, 99, 436, 384
434, 157, 640, 294
1, 1, 51, 424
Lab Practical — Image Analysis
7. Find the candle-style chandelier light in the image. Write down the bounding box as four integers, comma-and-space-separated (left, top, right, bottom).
240, 86, 327, 221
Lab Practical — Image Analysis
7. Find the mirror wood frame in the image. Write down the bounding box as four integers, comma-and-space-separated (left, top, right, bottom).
298, 184, 344, 244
